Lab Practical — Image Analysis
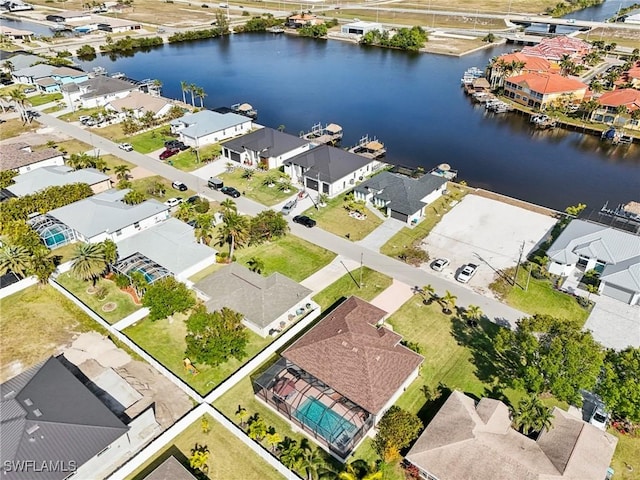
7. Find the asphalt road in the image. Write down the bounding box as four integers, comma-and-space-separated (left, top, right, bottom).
37, 112, 527, 326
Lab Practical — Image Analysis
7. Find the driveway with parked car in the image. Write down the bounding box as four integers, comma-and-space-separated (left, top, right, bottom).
421, 194, 557, 292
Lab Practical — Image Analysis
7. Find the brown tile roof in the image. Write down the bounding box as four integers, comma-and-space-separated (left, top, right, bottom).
406, 391, 618, 480
0, 143, 63, 171
282, 296, 423, 414
497, 52, 552, 72
597, 88, 640, 111
507, 72, 587, 95
108, 91, 172, 116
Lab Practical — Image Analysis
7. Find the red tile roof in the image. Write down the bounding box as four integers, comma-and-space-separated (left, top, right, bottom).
626, 65, 640, 80
497, 52, 552, 72
521, 36, 591, 61
507, 72, 587, 95
282, 296, 423, 415
597, 89, 640, 111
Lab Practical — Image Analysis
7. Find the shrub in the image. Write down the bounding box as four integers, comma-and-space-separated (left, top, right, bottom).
95, 285, 108, 301
114, 274, 131, 288
399, 245, 429, 266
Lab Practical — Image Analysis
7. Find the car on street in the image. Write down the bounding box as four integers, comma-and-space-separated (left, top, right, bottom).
456, 263, 478, 283
431, 258, 450, 272
293, 215, 316, 228
164, 197, 183, 208
165, 139, 188, 151
220, 186, 241, 198
24, 87, 37, 94
281, 199, 297, 215
172, 181, 188, 191
589, 405, 609, 430
159, 148, 180, 160
119, 143, 133, 152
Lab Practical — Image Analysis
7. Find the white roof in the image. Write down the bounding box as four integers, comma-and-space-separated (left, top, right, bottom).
344, 21, 382, 29
6, 166, 109, 197
170, 110, 250, 140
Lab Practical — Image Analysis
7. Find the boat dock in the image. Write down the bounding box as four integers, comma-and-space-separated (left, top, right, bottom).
300, 122, 343, 145
267, 26, 285, 33
348, 134, 386, 159
530, 113, 557, 130
429, 163, 458, 180
231, 103, 258, 119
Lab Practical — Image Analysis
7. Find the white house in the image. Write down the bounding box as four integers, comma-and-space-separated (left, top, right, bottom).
0, 143, 65, 174
220, 127, 312, 170
341, 21, 383, 36
6, 166, 111, 197
547, 219, 640, 305
283, 145, 383, 198
170, 110, 252, 148
66, 75, 139, 109
105, 91, 174, 120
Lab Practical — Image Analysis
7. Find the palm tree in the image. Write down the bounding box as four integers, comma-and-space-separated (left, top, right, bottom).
30, 250, 57, 285
66, 153, 91, 170
193, 85, 206, 108
189, 83, 197, 106
278, 180, 293, 193
194, 214, 214, 245
114, 164, 131, 181
440, 290, 457, 314
339, 460, 382, 480
180, 80, 188, 104
218, 212, 249, 261
466, 304, 482, 324
70, 242, 108, 284
130, 271, 148, 297
262, 174, 277, 187
0, 244, 31, 278
8, 88, 29, 123
512, 394, 554, 437
90, 156, 109, 173
247, 256, 265, 274
298, 441, 329, 480
220, 198, 237, 216
235, 405, 249, 428
586, 283, 599, 300
101, 239, 118, 269
278, 438, 303, 470
265, 430, 283, 453
589, 79, 604, 94
175, 202, 195, 221
421, 284, 436, 304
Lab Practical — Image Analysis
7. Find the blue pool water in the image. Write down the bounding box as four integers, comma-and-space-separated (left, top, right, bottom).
44, 227, 68, 248
294, 398, 357, 443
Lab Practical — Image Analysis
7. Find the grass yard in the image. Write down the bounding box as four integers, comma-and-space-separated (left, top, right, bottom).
0, 285, 101, 382
101, 153, 135, 172
187, 262, 225, 283
335, 9, 505, 30
490, 267, 590, 326
123, 126, 172, 153
130, 175, 196, 203
124, 313, 272, 395
234, 234, 336, 283
610, 430, 640, 480
128, 414, 284, 480
59, 107, 104, 122
34, 139, 91, 156
220, 169, 297, 207
312, 267, 393, 312
379, 0, 558, 14
302, 194, 383, 241
0, 118, 37, 140
28, 93, 62, 107
381, 184, 467, 258
56, 272, 141, 324
170, 144, 221, 171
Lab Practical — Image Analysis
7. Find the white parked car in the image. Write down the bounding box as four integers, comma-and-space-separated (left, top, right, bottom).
589, 405, 608, 430
456, 263, 478, 283
431, 258, 450, 272
119, 143, 133, 151
164, 197, 183, 208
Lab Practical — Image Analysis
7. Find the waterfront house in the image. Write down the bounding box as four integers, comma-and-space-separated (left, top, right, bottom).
341, 21, 383, 36
170, 110, 252, 148
353, 171, 447, 225
46, 10, 93, 22
0, 25, 34, 42
194, 263, 313, 337
287, 13, 324, 27
0, 143, 64, 174
591, 88, 640, 131
488, 52, 552, 88
11, 64, 88, 93
253, 296, 423, 460
30, 189, 169, 249
106, 91, 174, 121
283, 145, 383, 198
503, 72, 587, 110
5, 165, 111, 197
220, 127, 312, 169
521, 36, 592, 63
0, 53, 40, 72
0, 356, 159, 480
67, 75, 139, 109
405, 390, 617, 480
547, 219, 640, 305
96, 17, 142, 33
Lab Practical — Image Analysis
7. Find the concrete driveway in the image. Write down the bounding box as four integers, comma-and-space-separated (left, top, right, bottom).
584, 296, 640, 350
422, 195, 557, 292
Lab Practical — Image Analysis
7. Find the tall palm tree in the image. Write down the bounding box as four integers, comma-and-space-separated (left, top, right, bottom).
8, 88, 29, 123
114, 164, 131, 181
246, 256, 265, 274
218, 212, 249, 261
220, 198, 237, 217
440, 290, 457, 314
466, 304, 482, 324
421, 284, 436, 304
175, 202, 195, 221
512, 394, 554, 437
189, 83, 197, 106
193, 86, 206, 108
298, 441, 329, 480
90, 156, 109, 173
70, 242, 108, 284
66, 153, 91, 170
278, 438, 303, 470
0, 244, 31, 278
180, 80, 188, 104
194, 214, 214, 245
101, 239, 118, 269
30, 249, 57, 285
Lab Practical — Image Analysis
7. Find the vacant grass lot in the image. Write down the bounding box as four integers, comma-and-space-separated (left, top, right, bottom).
302, 194, 383, 241
125, 312, 272, 395
381, 184, 467, 258
28, 93, 62, 107
130, 175, 196, 203
379, 0, 557, 14
335, 9, 505, 30
123, 126, 172, 153
0, 118, 37, 140
610, 430, 640, 480
312, 267, 393, 312
220, 169, 297, 207
170, 144, 221, 171
0, 285, 100, 382
56, 273, 141, 324
34, 138, 91, 156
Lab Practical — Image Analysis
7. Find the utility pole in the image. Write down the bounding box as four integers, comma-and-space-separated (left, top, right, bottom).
513, 240, 525, 288
525, 263, 532, 291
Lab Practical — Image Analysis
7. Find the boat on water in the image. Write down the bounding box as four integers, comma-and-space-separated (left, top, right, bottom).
530, 113, 556, 129
300, 122, 343, 145
486, 99, 513, 113
461, 66, 484, 85
267, 26, 285, 33
231, 102, 258, 119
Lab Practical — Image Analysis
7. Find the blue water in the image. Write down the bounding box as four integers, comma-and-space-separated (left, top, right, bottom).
294, 397, 357, 443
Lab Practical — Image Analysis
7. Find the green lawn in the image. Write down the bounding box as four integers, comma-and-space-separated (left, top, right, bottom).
56, 272, 141, 324
123, 126, 171, 153
28, 92, 62, 107
128, 413, 284, 480
302, 193, 383, 241
124, 313, 272, 395
0, 285, 101, 382
312, 267, 393, 312
490, 267, 590, 326
170, 144, 221, 171
220, 169, 297, 207
130, 175, 196, 203
101, 153, 135, 173
34, 138, 91, 156
234, 234, 336, 283
380, 184, 468, 258
610, 430, 640, 480
59, 107, 104, 122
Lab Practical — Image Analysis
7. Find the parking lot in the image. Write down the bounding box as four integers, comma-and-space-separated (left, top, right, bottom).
422, 195, 558, 292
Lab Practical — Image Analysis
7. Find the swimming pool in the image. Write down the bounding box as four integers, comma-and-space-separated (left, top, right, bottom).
293, 397, 357, 444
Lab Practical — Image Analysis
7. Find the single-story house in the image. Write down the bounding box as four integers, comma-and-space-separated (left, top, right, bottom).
341, 21, 383, 36
113, 218, 217, 283
287, 13, 324, 27
283, 145, 384, 198
625, 64, 640, 88
220, 127, 312, 170
0, 143, 65, 174
31, 189, 169, 248
46, 10, 93, 23
591, 88, 640, 131
253, 296, 423, 459
405, 390, 618, 480
6, 165, 111, 197
0, 53, 40, 72
106, 91, 174, 120
0, 25, 34, 41
67, 75, 139, 109
194, 263, 313, 337
521, 35, 592, 62
11, 64, 88, 93
170, 110, 252, 148
144, 456, 196, 480
547, 219, 640, 305
0, 356, 157, 480
354, 171, 447, 225
503, 72, 587, 110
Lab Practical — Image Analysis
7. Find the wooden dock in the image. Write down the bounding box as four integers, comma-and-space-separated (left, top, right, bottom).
300, 122, 343, 145
348, 134, 386, 159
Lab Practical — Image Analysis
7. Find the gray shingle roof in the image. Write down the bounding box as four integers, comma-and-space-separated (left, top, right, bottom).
354, 172, 446, 216
48, 189, 168, 239
144, 456, 196, 480
0, 143, 63, 171
221, 127, 309, 157
195, 263, 312, 331
12, 64, 56, 80
7, 166, 109, 197
1, 53, 41, 71
170, 110, 249, 139
284, 145, 373, 184
79, 76, 137, 99
599, 255, 640, 292
0, 357, 129, 480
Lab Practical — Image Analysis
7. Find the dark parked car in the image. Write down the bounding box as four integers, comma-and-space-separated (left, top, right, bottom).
165, 139, 188, 151
220, 186, 241, 198
186, 195, 200, 204
172, 181, 188, 191
159, 148, 179, 160
293, 215, 316, 228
